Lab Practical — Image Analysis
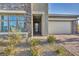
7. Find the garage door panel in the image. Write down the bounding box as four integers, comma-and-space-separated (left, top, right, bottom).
48, 21, 72, 34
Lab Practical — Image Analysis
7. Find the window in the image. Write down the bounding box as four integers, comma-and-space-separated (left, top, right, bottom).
9, 15, 17, 31
1, 16, 8, 21
9, 15, 16, 21
1, 16, 8, 32
18, 21, 25, 32
17, 15, 25, 32
9, 21, 16, 31
18, 16, 25, 20
1, 15, 25, 32
2, 21, 8, 32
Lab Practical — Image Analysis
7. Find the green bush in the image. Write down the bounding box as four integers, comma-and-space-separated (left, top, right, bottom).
47, 35, 56, 44
30, 39, 40, 46
55, 46, 65, 56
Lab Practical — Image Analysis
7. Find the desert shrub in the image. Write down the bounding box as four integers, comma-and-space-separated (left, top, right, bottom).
4, 46, 16, 56
8, 32, 22, 45
30, 46, 38, 56
4, 31, 22, 56
55, 46, 65, 56
0, 39, 5, 46
47, 35, 56, 44
30, 46, 42, 56
30, 39, 40, 46
30, 39, 42, 56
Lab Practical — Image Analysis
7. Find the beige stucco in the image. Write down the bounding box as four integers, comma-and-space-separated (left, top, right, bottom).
48, 17, 77, 21
32, 3, 48, 14
48, 21, 72, 34
31, 3, 48, 36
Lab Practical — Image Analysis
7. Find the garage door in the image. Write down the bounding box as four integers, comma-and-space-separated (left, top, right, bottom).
48, 21, 72, 34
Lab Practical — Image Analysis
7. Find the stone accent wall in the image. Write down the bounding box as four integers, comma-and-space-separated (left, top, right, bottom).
0, 3, 32, 35
72, 20, 77, 34
24, 3, 32, 35
0, 3, 26, 10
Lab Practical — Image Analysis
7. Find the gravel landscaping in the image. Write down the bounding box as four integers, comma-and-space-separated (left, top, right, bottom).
0, 35, 79, 56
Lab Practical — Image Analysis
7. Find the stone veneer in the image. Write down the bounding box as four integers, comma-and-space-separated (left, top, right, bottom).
72, 20, 77, 34
0, 3, 32, 35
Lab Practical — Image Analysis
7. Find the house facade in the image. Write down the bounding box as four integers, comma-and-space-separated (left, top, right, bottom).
32, 3, 78, 35
0, 3, 78, 36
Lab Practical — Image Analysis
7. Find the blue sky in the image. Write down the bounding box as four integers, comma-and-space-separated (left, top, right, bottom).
48, 3, 79, 15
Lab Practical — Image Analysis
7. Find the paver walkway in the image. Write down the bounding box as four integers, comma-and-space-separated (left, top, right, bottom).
54, 35, 79, 43
54, 35, 79, 56
63, 44, 79, 56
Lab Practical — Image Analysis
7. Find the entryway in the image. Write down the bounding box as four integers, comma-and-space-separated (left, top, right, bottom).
33, 15, 42, 36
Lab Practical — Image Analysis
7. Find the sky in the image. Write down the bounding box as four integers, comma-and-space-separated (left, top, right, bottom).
48, 3, 79, 15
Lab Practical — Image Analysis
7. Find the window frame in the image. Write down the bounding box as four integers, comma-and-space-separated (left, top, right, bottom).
1, 14, 25, 32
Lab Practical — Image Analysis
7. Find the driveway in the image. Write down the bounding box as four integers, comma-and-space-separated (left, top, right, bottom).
54, 34, 79, 56
54, 34, 79, 43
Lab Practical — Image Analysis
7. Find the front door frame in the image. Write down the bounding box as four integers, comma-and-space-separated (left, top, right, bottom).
31, 11, 45, 36
33, 14, 42, 36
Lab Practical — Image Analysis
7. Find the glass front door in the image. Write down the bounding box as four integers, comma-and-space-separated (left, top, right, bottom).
33, 22, 41, 35
33, 15, 41, 35
35, 23, 39, 33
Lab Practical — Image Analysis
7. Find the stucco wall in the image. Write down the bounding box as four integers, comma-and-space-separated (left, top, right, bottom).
48, 17, 77, 21
32, 3, 48, 36
32, 3, 48, 14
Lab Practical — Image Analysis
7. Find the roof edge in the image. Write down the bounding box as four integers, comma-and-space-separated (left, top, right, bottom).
48, 14, 79, 17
